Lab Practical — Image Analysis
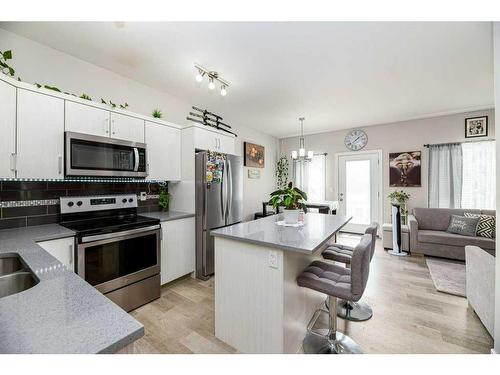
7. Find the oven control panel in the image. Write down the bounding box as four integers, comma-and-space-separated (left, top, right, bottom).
60, 194, 138, 214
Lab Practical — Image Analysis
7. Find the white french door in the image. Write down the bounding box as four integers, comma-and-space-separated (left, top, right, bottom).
337, 151, 381, 234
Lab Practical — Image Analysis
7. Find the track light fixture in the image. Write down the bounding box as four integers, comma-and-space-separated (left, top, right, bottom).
194, 64, 229, 96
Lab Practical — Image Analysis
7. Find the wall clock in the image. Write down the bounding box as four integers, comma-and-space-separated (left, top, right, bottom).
344, 129, 368, 151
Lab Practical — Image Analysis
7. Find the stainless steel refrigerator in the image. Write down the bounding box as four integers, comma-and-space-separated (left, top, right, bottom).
195, 151, 243, 280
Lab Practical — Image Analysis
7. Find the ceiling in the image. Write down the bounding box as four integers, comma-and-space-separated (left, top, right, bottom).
0, 22, 494, 138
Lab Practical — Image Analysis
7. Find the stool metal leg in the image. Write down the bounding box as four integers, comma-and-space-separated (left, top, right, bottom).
303, 296, 363, 354
325, 297, 373, 322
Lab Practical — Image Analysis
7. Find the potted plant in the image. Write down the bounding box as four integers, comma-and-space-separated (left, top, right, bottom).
158, 186, 171, 212
388, 190, 411, 224
269, 182, 308, 224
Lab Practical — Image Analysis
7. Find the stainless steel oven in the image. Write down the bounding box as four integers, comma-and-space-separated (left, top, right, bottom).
65, 131, 148, 178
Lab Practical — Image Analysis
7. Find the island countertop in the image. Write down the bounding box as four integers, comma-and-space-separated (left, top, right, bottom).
0, 224, 144, 354
211, 213, 351, 254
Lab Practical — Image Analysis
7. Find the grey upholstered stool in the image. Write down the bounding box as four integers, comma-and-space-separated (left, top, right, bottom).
296, 234, 372, 354
322, 223, 378, 321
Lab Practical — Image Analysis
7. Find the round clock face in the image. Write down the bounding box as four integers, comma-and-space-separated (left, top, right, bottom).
344, 129, 368, 151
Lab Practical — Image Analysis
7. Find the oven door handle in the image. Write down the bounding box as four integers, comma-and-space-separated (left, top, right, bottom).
133, 148, 140, 172
81, 224, 160, 243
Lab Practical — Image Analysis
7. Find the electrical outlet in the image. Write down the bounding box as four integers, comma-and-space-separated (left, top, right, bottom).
268, 250, 278, 269
139, 192, 147, 201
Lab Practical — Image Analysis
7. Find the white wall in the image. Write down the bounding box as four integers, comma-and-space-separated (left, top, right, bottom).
0, 27, 278, 220
280, 109, 495, 223
494, 22, 500, 355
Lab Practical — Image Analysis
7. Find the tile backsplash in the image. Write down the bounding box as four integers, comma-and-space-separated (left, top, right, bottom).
0, 180, 163, 230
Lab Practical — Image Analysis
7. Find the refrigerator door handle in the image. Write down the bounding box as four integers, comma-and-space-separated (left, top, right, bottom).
220, 164, 225, 221
227, 158, 233, 219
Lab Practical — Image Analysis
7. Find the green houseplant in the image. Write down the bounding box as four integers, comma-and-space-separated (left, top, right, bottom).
275, 156, 289, 190
269, 182, 308, 224
158, 186, 171, 211
152, 109, 162, 118
388, 190, 411, 224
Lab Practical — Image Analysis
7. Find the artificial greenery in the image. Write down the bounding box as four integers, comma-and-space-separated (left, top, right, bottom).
152, 109, 162, 118
35, 83, 61, 92
269, 182, 308, 212
80, 93, 92, 101
158, 186, 171, 211
388, 190, 411, 223
275, 156, 289, 190
0, 50, 15, 76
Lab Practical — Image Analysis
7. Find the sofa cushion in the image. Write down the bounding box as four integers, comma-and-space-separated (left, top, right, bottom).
464, 213, 496, 239
446, 215, 480, 237
413, 207, 481, 231
418, 230, 495, 249
481, 209, 496, 216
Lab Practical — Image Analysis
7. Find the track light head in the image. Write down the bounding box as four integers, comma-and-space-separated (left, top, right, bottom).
208, 77, 215, 90
195, 69, 204, 82
220, 85, 227, 96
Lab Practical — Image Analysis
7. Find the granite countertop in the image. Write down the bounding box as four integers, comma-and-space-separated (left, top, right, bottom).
0, 224, 144, 354
141, 210, 195, 222
211, 213, 351, 254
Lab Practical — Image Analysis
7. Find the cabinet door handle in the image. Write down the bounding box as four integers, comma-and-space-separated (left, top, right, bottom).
58, 156, 63, 175
69, 244, 73, 270
10, 153, 16, 172
104, 118, 109, 134
112, 119, 116, 135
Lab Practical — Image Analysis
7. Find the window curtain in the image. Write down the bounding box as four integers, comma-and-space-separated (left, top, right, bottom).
293, 154, 326, 202
461, 141, 496, 210
428, 143, 463, 208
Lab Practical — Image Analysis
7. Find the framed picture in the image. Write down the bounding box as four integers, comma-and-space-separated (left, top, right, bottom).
244, 142, 265, 168
465, 116, 488, 138
389, 151, 421, 187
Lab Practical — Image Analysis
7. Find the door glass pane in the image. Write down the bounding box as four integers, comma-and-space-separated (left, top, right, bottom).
84, 233, 157, 286
345, 160, 371, 225
71, 139, 135, 171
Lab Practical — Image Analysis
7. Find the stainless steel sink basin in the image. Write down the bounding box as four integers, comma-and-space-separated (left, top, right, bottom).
0, 254, 39, 298
0, 272, 38, 298
0, 254, 25, 276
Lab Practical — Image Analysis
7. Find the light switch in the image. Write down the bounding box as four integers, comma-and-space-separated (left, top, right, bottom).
268, 250, 278, 269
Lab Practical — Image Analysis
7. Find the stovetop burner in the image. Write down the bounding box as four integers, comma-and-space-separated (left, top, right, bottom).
59, 194, 160, 237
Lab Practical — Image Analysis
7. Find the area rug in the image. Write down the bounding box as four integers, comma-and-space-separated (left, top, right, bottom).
425, 257, 466, 297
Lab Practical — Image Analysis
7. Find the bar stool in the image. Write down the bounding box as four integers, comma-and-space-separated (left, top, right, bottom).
296, 234, 372, 354
322, 223, 378, 321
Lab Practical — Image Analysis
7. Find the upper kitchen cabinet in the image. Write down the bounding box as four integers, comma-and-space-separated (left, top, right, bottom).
65, 101, 110, 137
16, 89, 65, 179
145, 120, 181, 181
110, 112, 145, 143
192, 125, 235, 154
0, 80, 16, 178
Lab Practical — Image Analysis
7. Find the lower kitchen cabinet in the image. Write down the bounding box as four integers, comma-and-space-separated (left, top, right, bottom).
37, 237, 75, 272
160, 217, 195, 285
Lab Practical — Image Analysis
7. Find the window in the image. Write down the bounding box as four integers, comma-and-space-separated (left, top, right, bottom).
293, 154, 326, 202
428, 140, 495, 209
461, 141, 496, 209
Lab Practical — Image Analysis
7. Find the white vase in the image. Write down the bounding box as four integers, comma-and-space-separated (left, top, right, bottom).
283, 209, 300, 224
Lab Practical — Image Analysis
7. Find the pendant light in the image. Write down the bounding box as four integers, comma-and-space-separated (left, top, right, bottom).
292, 117, 313, 161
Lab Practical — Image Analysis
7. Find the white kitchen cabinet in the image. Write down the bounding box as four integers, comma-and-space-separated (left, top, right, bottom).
37, 237, 75, 272
192, 126, 235, 154
145, 121, 181, 181
160, 217, 195, 285
110, 112, 145, 143
16, 89, 65, 179
0, 80, 16, 178
65, 101, 110, 137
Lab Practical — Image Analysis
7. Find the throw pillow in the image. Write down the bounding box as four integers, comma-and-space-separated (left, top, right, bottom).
464, 213, 496, 239
446, 215, 479, 237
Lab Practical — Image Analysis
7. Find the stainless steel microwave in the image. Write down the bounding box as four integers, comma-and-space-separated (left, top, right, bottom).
65, 132, 148, 178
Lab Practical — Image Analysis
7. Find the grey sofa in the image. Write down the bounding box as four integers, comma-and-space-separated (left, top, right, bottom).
465, 245, 495, 337
408, 207, 495, 260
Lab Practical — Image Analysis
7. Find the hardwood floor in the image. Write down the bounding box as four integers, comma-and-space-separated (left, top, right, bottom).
130, 234, 493, 354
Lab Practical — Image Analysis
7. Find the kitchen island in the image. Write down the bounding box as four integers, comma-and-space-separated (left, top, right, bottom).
211, 213, 351, 354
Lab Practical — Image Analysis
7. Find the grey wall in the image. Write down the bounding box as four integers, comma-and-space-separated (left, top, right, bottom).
280, 109, 495, 223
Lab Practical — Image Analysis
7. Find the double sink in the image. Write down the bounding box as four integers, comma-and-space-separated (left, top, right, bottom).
0, 254, 39, 299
